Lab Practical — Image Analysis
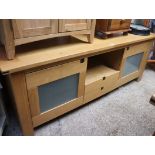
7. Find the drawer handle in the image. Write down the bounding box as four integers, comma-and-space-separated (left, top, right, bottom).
80, 59, 85, 63
102, 77, 106, 80
101, 87, 104, 90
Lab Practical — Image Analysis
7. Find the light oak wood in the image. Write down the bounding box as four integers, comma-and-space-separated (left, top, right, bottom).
59, 19, 91, 32
15, 30, 91, 45
9, 72, 34, 135
84, 65, 119, 103
99, 49, 124, 70
26, 59, 87, 89
0, 19, 95, 59
87, 19, 96, 43
0, 33, 155, 74
25, 59, 87, 126
12, 20, 58, 38
33, 97, 83, 127
124, 42, 152, 58
120, 41, 153, 82
119, 71, 139, 86
1, 33, 154, 135
0, 20, 15, 59
138, 50, 150, 81
28, 88, 40, 117
86, 65, 119, 85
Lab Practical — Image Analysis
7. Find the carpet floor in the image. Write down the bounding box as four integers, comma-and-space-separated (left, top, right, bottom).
4, 68, 155, 136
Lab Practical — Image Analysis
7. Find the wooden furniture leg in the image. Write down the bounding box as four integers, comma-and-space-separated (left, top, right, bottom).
9, 72, 34, 136
87, 20, 96, 43
138, 41, 153, 81
137, 51, 149, 81
0, 20, 15, 60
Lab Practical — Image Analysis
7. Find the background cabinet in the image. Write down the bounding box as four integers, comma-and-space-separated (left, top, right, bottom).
59, 19, 91, 32
0, 19, 96, 60
12, 19, 58, 38
96, 19, 131, 38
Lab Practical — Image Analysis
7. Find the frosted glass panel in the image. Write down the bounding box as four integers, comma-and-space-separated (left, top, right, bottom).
38, 74, 79, 113
122, 52, 143, 77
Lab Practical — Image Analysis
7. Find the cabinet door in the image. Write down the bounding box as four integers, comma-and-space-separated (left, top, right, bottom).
121, 52, 143, 77
12, 19, 58, 39
26, 59, 87, 127
59, 19, 91, 32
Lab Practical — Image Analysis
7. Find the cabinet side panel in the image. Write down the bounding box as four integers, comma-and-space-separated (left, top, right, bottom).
9, 72, 34, 135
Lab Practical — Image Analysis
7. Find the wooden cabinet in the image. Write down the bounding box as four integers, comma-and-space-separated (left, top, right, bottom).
96, 19, 131, 38
1, 34, 154, 135
108, 19, 131, 31
84, 65, 119, 103
59, 19, 91, 32
0, 19, 96, 60
84, 50, 123, 103
12, 19, 58, 38
121, 53, 143, 77
25, 59, 87, 127
119, 42, 152, 86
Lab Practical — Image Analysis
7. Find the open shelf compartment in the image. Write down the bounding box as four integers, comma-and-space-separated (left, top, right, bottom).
85, 49, 124, 85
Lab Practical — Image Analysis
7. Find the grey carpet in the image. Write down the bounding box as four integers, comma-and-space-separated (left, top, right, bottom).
4, 68, 155, 136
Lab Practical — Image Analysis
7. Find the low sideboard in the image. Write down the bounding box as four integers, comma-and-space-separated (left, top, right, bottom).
0, 33, 155, 135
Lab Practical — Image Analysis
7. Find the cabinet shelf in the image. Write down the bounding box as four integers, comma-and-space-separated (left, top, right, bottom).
86, 64, 119, 85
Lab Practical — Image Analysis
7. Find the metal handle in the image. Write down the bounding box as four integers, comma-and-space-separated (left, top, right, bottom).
103, 77, 106, 80
101, 87, 104, 90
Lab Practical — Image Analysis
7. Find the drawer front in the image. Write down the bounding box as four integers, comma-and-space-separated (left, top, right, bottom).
26, 59, 87, 127
108, 19, 131, 31
84, 71, 119, 103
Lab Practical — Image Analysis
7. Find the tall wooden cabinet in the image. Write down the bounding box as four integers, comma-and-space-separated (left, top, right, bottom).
0, 19, 96, 60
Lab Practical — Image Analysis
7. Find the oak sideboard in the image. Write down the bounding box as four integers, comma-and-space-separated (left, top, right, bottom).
0, 33, 155, 135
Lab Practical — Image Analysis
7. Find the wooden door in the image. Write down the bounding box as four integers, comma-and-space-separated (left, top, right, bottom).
12, 19, 58, 39
25, 59, 87, 127
59, 19, 91, 32
119, 42, 152, 86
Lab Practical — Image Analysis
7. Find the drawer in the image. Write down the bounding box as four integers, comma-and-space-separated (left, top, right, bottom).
84, 71, 119, 103
124, 42, 152, 58
108, 19, 131, 31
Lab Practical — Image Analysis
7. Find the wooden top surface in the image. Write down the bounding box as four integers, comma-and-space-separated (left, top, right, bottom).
0, 33, 155, 74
